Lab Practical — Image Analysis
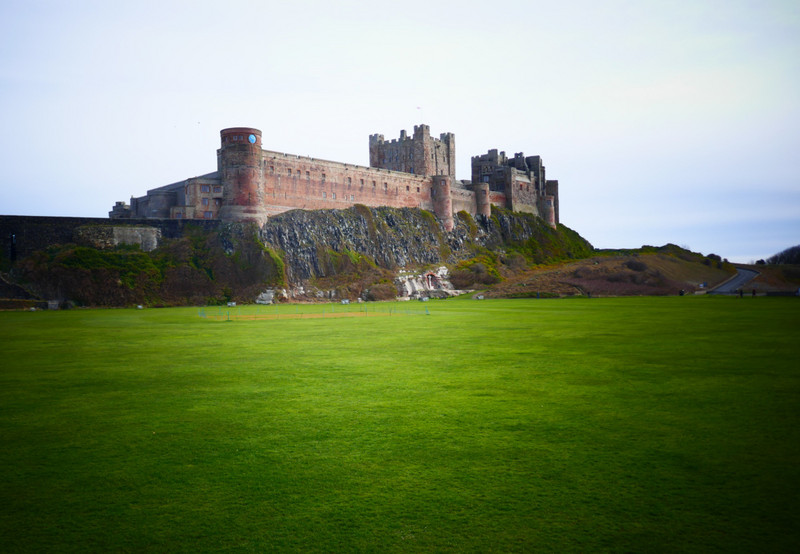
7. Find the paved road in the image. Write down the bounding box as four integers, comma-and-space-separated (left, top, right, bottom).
710, 267, 760, 294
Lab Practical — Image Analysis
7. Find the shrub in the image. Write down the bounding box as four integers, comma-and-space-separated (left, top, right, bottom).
505, 253, 527, 270
449, 269, 476, 289
365, 282, 397, 301
451, 255, 502, 289
572, 266, 591, 278
767, 244, 800, 265
457, 210, 478, 239
624, 260, 647, 272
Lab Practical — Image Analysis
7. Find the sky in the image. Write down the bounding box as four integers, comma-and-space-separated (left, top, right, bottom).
1, 0, 798, 263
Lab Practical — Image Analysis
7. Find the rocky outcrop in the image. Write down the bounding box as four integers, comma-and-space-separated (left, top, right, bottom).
258, 205, 592, 285
395, 266, 462, 299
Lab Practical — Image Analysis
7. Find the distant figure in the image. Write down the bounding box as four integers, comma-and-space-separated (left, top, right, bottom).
739, 289, 743, 298
752, 289, 756, 297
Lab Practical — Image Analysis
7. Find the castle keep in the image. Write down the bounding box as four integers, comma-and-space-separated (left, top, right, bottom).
110, 125, 559, 230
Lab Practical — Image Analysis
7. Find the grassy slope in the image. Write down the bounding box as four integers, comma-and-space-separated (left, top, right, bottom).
1, 297, 798, 552
747, 264, 800, 293
487, 251, 737, 297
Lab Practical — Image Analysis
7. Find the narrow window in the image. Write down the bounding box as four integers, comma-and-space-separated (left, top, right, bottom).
202, 198, 209, 206
406, 186, 410, 191
416, 187, 420, 193
270, 166, 275, 174
213, 186, 222, 193
322, 173, 326, 182
332, 192, 336, 199
372, 181, 376, 187
347, 177, 352, 186
323, 192, 327, 199
306, 171, 310, 180
350, 194, 354, 201
201, 185, 211, 193
360, 179, 365, 186
204, 211, 213, 219
383, 182, 388, 189
288, 168, 292, 176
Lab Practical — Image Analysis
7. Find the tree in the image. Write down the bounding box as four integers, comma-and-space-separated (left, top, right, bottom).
767, 245, 800, 265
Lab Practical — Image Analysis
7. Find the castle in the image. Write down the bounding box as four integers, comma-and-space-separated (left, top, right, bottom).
110, 125, 559, 231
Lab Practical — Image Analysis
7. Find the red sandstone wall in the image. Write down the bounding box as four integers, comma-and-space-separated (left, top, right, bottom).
489, 191, 507, 209
259, 150, 437, 215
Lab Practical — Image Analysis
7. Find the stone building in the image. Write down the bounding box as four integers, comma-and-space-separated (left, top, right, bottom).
111, 124, 559, 231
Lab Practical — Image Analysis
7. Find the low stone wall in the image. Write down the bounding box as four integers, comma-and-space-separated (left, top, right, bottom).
74, 225, 161, 252
0, 215, 220, 261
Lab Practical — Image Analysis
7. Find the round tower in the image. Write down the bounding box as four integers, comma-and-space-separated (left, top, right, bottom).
474, 182, 491, 219
217, 127, 268, 224
432, 175, 454, 232
542, 195, 557, 228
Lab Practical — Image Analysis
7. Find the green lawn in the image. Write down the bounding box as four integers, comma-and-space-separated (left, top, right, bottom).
1, 296, 798, 552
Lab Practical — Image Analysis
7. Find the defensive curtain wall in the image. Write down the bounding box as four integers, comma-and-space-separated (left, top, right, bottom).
111, 124, 559, 231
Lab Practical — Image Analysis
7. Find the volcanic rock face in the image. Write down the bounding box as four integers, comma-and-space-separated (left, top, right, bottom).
258, 205, 590, 284
259, 207, 445, 282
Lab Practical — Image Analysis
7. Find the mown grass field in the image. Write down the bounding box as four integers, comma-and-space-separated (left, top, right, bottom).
1, 296, 798, 552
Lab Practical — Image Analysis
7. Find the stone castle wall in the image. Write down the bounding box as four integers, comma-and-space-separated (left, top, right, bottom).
256, 150, 434, 215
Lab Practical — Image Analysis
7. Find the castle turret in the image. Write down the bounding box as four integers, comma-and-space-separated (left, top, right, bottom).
217, 127, 268, 224
432, 175, 454, 231
474, 182, 491, 219
545, 180, 559, 225
541, 195, 557, 228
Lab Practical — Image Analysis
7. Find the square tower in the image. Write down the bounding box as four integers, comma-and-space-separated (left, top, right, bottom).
369, 124, 455, 178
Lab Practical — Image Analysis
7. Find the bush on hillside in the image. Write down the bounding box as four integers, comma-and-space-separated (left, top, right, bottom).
364, 282, 398, 301
624, 260, 647, 272
767, 245, 800, 265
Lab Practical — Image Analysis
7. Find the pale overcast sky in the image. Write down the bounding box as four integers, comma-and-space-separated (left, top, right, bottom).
1, 0, 798, 262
